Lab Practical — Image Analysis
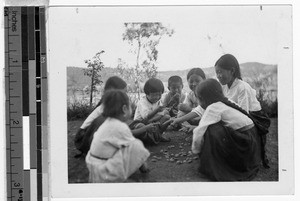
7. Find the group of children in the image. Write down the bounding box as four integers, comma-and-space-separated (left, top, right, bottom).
76, 54, 270, 182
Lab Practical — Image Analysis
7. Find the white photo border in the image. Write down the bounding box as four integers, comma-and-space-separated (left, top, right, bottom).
47, 2, 294, 199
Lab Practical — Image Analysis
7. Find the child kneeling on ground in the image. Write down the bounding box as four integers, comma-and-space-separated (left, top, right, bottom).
86, 89, 150, 183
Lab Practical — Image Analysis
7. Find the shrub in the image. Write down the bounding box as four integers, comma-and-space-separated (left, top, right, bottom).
257, 89, 278, 118
67, 101, 93, 121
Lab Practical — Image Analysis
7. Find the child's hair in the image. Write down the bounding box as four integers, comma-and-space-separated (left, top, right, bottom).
102, 89, 130, 118
195, 78, 225, 105
95, 76, 127, 108
104, 76, 127, 91
196, 79, 251, 117
143, 78, 164, 95
168, 76, 183, 87
214, 54, 242, 80
186, 68, 206, 80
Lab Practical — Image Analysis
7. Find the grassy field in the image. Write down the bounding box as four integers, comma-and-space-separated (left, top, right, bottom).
68, 118, 278, 183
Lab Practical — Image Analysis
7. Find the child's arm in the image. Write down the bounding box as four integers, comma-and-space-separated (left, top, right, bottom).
144, 106, 165, 122
131, 123, 157, 138
180, 124, 197, 134
80, 105, 103, 129
172, 111, 198, 126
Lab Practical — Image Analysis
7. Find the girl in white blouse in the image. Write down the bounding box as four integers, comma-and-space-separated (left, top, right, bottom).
74, 76, 128, 156
192, 78, 262, 181
86, 89, 150, 182
214, 54, 261, 113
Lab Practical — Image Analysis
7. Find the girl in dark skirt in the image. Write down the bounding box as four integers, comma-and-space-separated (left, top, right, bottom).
192, 78, 262, 181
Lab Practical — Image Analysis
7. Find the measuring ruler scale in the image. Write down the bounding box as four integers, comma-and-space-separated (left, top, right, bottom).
4, 7, 48, 201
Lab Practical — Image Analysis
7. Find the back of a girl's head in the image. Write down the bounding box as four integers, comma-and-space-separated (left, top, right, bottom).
186, 68, 206, 80
102, 89, 129, 118
144, 78, 164, 95
104, 76, 127, 91
196, 78, 224, 104
215, 54, 242, 79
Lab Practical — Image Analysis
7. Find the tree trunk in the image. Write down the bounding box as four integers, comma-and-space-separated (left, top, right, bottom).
136, 36, 141, 99
89, 67, 95, 108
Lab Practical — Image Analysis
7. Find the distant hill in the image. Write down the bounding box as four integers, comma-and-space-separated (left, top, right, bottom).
67, 62, 277, 93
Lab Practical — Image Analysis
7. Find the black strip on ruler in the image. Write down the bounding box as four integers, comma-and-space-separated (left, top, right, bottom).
28, 7, 35, 60
22, 7, 29, 116
37, 172, 42, 200
35, 7, 43, 201
36, 79, 41, 101
37, 125, 41, 150
35, 7, 40, 30
35, 32, 41, 77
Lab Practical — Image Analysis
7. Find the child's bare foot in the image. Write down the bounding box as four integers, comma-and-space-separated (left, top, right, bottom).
139, 163, 150, 173
160, 135, 171, 142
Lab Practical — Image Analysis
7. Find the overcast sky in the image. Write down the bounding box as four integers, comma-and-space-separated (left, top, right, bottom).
48, 5, 291, 71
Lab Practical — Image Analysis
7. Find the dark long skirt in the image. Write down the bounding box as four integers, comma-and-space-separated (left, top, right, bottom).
198, 122, 261, 181
74, 115, 106, 156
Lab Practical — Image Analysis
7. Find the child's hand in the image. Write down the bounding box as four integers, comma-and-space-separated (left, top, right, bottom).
170, 118, 179, 127
178, 103, 190, 112
180, 124, 196, 134
145, 123, 158, 132
156, 105, 166, 112
167, 93, 180, 107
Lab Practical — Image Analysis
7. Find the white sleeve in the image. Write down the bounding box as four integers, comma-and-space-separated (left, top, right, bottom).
192, 104, 222, 154
191, 105, 205, 118
80, 105, 103, 129
236, 88, 250, 113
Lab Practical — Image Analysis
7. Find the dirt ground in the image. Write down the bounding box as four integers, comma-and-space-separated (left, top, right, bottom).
68, 118, 278, 183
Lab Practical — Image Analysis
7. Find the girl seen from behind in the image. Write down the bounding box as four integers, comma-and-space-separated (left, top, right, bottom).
86, 89, 150, 183
74, 76, 128, 156
192, 79, 262, 181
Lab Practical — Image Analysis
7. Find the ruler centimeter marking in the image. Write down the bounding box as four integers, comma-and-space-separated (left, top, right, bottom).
5, 6, 48, 201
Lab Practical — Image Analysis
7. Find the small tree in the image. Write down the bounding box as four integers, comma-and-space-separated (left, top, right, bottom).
122, 22, 174, 89
116, 58, 144, 97
83, 50, 105, 107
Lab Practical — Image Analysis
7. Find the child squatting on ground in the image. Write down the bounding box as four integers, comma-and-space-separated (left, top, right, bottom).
170, 54, 267, 131
214, 53, 270, 167
162, 75, 186, 117
191, 78, 263, 181
128, 78, 172, 144
177, 68, 206, 126
85, 89, 150, 183
74, 76, 128, 156
75, 76, 175, 158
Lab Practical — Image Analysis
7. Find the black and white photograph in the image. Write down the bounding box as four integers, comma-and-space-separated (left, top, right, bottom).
46, 2, 294, 199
